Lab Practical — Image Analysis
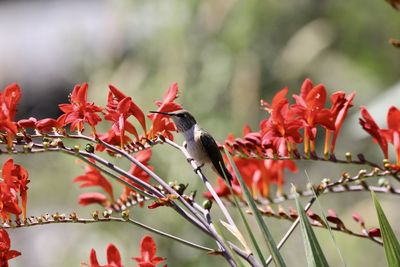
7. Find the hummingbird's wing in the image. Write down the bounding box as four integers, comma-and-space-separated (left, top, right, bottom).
199, 130, 232, 184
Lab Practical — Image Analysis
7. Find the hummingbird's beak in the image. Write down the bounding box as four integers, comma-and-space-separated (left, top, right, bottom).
149, 111, 172, 116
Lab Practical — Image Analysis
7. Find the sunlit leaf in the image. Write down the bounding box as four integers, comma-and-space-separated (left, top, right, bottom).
372, 191, 400, 266
294, 186, 329, 267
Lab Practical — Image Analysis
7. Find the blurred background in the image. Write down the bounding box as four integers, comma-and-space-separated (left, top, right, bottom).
1, 0, 399, 266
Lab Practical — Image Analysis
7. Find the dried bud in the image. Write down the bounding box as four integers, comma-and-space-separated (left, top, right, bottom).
52, 213, 60, 221
73, 145, 80, 154
345, 152, 352, 162
121, 210, 129, 221
91, 211, 99, 220
36, 216, 43, 224
69, 212, 78, 222
358, 169, 367, 178
103, 210, 111, 218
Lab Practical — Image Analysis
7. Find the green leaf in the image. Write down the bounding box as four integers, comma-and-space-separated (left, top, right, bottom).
304, 171, 346, 266
220, 161, 267, 267
224, 147, 286, 267
294, 185, 329, 267
372, 191, 400, 266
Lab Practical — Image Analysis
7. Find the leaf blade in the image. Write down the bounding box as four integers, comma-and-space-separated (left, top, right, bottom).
372, 191, 400, 266
294, 185, 329, 267
224, 147, 286, 267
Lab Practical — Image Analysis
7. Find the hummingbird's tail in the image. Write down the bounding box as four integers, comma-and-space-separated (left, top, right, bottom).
214, 161, 232, 186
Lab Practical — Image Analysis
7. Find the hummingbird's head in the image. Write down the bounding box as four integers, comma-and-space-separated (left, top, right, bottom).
150, 110, 197, 132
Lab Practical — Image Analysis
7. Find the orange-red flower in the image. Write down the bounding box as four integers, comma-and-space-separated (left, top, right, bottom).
133, 236, 166, 267
292, 79, 335, 153
0, 183, 21, 221
148, 83, 182, 140
108, 85, 147, 135
58, 83, 103, 133
329, 91, 355, 154
74, 159, 115, 203
120, 150, 153, 202
0, 84, 21, 147
78, 192, 109, 207
260, 88, 303, 155
81, 243, 122, 267
2, 159, 30, 219
104, 96, 139, 148
0, 229, 21, 267
380, 106, 400, 164
359, 107, 388, 158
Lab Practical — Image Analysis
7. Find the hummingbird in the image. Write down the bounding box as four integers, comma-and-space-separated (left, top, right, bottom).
150, 110, 232, 185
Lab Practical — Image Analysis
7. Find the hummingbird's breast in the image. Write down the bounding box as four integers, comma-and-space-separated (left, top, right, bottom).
184, 125, 210, 165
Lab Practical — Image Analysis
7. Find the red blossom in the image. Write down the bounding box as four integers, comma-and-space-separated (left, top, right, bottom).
81, 243, 123, 267
108, 85, 147, 134
0, 84, 21, 147
17, 117, 37, 129
329, 91, 355, 153
0, 183, 21, 221
2, 158, 30, 219
78, 192, 109, 207
359, 107, 388, 158
380, 106, 400, 164
260, 87, 303, 155
0, 229, 21, 267
104, 96, 139, 147
58, 83, 103, 133
292, 79, 335, 153
133, 236, 165, 267
74, 159, 115, 203
96, 129, 132, 153
210, 127, 297, 199
120, 150, 153, 201
148, 83, 182, 140
35, 118, 63, 132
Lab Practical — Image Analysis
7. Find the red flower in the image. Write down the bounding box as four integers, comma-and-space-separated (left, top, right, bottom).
211, 126, 297, 198
104, 96, 139, 147
0, 229, 21, 267
81, 243, 122, 267
74, 159, 115, 203
96, 129, 132, 153
108, 85, 147, 135
133, 236, 165, 267
17, 117, 37, 129
292, 79, 334, 153
78, 192, 109, 207
260, 88, 303, 155
35, 118, 63, 132
58, 83, 103, 133
0, 84, 21, 147
0, 184, 21, 222
359, 107, 388, 158
120, 150, 153, 201
2, 159, 29, 219
148, 83, 182, 140
380, 106, 400, 164
329, 91, 355, 154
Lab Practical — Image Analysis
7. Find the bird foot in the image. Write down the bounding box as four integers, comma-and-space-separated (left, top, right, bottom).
194, 164, 204, 174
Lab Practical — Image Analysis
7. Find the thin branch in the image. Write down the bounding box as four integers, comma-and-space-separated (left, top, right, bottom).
2, 214, 213, 252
